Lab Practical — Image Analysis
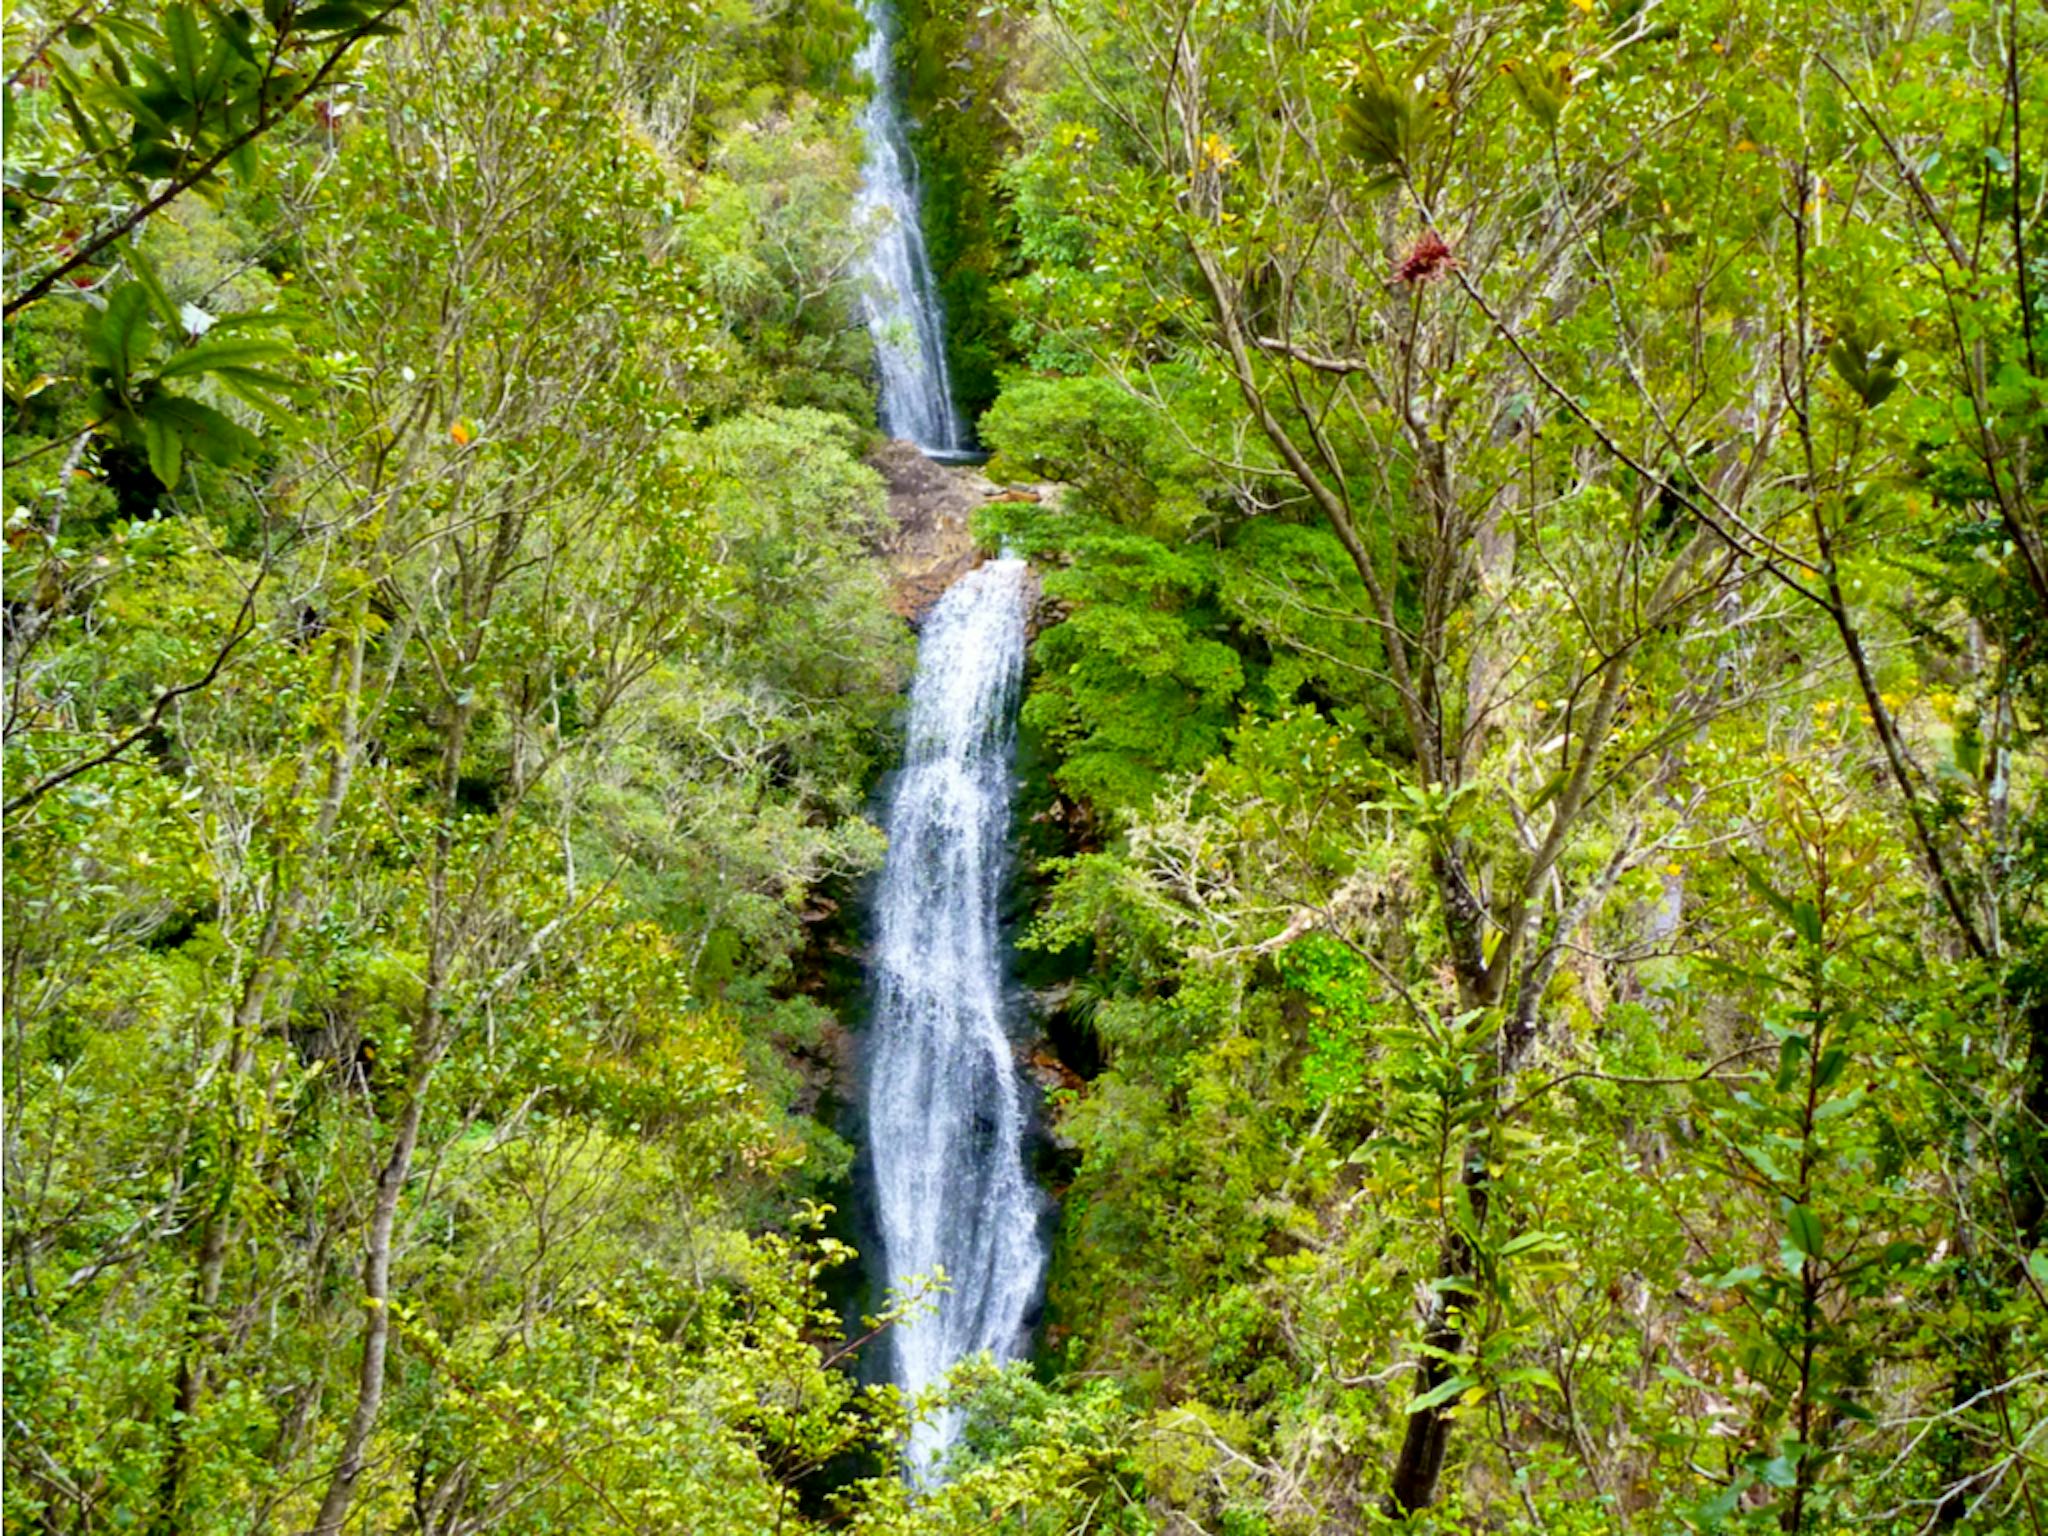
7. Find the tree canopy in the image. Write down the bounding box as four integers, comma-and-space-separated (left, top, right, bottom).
4, 0, 2044, 1530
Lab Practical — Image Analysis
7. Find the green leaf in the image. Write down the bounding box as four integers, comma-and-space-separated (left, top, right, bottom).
1814, 1045, 1849, 1092
86, 284, 157, 395
162, 2, 205, 104
216, 5, 261, 63
144, 392, 263, 466
1657, 1362, 1720, 1392
51, 71, 110, 158
141, 408, 185, 487
1776, 1032, 1807, 1092
1737, 1142, 1788, 1184
1829, 324, 1904, 410
155, 335, 296, 380
207, 309, 298, 334
1705, 1263, 1763, 1290
126, 249, 184, 331
1734, 854, 1799, 928
127, 138, 184, 178
1697, 1481, 1744, 1525
208, 369, 302, 426
1500, 55, 1571, 129
1790, 900, 1823, 948
1812, 1086, 1865, 1123
102, 78, 173, 138
1401, 1373, 1477, 1415
1784, 1202, 1824, 1260
98, 27, 132, 84
295, 0, 398, 32
1339, 71, 1436, 180
1825, 1392, 1876, 1424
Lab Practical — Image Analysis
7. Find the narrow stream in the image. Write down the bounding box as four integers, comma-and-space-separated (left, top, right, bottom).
865, 558, 1043, 1477
853, 0, 967, 452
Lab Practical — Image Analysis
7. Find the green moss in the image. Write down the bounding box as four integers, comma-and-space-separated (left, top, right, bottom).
892, 0, 1034, 426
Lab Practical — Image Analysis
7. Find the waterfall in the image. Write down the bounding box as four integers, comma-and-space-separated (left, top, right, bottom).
866, 558, 1042, 1476
853, 0, 968, 453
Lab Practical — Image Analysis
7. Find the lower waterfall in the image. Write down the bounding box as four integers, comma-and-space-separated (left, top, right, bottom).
865, 556, 1043, 1476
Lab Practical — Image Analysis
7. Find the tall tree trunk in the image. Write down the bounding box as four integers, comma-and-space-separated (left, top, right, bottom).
155, 623, 369, 1532
1388, 1144, 1491, 1514
311, 691, 480, 1534
309, 1056, 437, 1535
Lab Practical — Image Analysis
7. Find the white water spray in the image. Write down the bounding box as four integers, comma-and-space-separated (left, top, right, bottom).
853, 0, 968, 452
866, 558, 1042, 1475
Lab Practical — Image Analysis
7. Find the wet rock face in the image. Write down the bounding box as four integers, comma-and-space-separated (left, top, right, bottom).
868, 439, 982, 620
866, 438, 1053, 624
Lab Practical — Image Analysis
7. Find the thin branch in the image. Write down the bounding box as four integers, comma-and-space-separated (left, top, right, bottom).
4, 11, 403, 319
3, 563, 268, 818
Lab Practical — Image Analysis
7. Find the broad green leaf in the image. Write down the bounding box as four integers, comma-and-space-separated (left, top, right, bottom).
1814, 1045, 1849, 1092
1776, 1032, 1806, 1091
144, 393, 262, 465
1734, 855, 1799, 929
126, 249, 184, 331
163, 2, 205, 104
141, 409, 184, 487
1812, 1086, 1866, 1123
1738, 1142, 1788, 1184
1790, 900, 1823, 948
1784, 1202, 1824, 1260
1401, 1373, 1477, 1415
86, 284, 156, 395
155, 335, 296, 380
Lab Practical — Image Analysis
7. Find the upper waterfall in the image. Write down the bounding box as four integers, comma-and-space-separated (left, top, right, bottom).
866, 557, 1042, 1476
852, 0, 968, 453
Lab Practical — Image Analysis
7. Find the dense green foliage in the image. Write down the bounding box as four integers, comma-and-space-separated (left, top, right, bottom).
890, 0, 1033, 421
6, 0, 2046, 1530
1, 0, 1094, 1528
967, 0, 2048, 1527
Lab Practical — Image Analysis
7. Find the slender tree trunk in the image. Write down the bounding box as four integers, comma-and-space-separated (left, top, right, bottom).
311, 691, 480, 1533
155, 623, 369, 1532
308, 1056, 437, 1535
1388, 1144, 1490, 1514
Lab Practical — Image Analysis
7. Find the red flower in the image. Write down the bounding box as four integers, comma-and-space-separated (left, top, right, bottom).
1394, 231, 1457, 285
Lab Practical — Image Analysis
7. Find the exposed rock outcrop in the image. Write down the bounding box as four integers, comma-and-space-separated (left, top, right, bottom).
866, 438, 1052, 623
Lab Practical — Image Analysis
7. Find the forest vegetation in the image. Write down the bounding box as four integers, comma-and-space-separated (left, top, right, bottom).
3, 0, 2044, 1530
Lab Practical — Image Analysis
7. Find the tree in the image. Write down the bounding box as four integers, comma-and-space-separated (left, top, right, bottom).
987, 0, 2044, 1521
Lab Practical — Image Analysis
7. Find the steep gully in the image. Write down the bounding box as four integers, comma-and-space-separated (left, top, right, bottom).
852, 0, 1049, 1479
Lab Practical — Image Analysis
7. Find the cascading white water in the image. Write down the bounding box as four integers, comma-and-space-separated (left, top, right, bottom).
853, 0, 967, 452
867, 558, 1042, 1475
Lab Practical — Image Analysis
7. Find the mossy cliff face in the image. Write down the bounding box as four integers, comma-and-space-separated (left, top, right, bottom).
890, 0, 1033, 426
